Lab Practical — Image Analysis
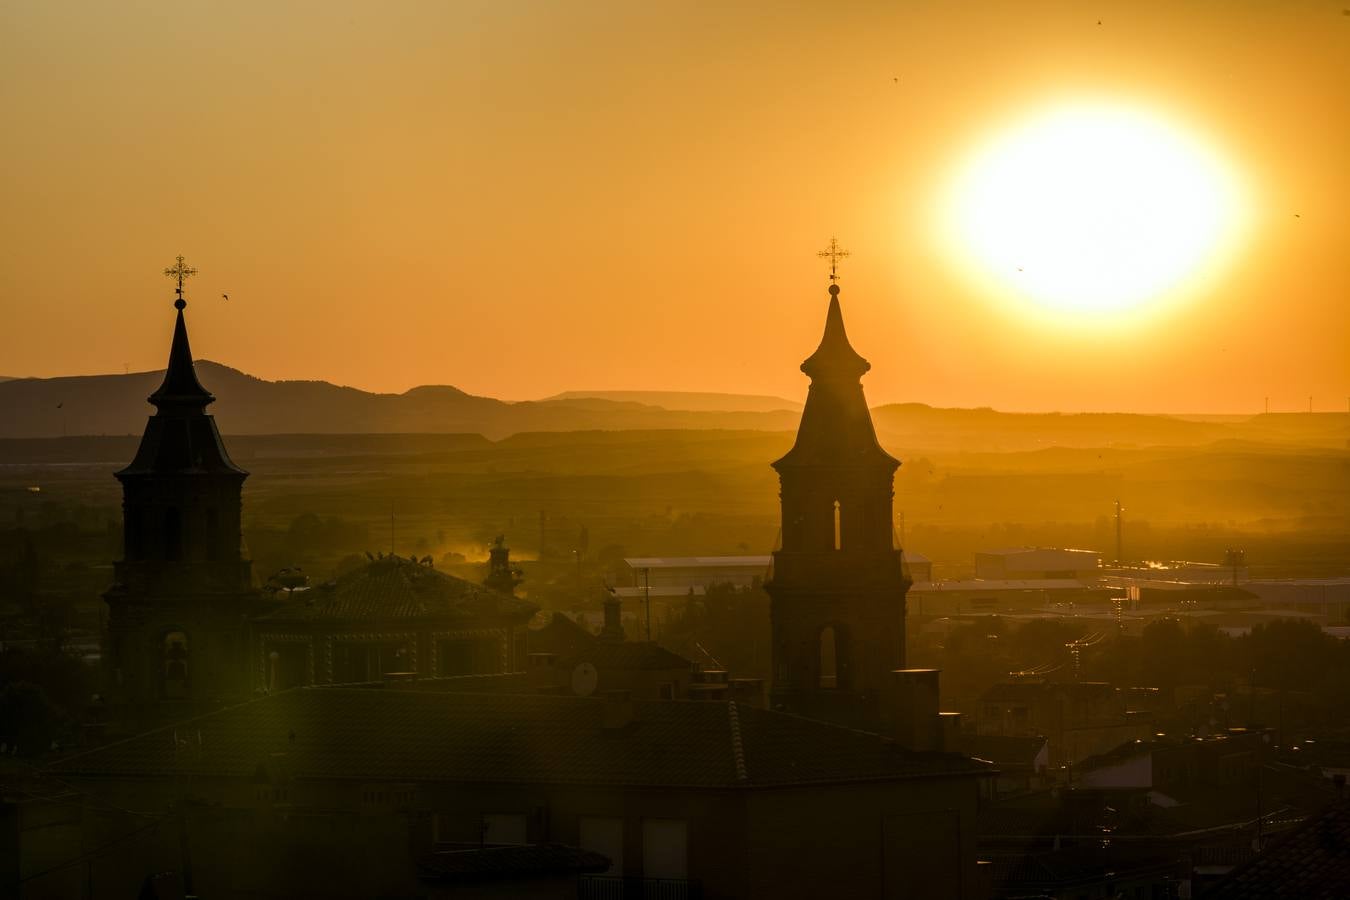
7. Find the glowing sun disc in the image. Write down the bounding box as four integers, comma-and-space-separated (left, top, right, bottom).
942, 103, 1245, 315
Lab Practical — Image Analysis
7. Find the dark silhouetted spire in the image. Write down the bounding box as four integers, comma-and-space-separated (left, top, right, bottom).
147, 303, 215, 414
800, 283, 871, 381
775, 283, 896, 470
117, 270, 245, 477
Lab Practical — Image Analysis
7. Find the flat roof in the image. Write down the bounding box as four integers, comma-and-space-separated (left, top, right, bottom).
625, 556, 771, 568
976, 547, 1101, 558
911, 579, 1092, 592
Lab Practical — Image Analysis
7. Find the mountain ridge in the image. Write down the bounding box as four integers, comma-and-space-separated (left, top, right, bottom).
0, 361, 1345, 450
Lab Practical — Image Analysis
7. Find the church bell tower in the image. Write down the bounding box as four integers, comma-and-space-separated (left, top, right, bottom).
104, 257, 256, 714
765, 248, 910, 728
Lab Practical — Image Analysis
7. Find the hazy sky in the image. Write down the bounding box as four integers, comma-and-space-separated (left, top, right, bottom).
2, 1, 1346, 413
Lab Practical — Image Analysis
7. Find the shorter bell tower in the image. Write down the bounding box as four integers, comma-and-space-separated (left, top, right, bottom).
104, 258, 257, 716
765, 246, 911, 729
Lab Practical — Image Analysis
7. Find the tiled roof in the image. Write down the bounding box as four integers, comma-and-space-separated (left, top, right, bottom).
254, 555, 536, 624
49, 689, 986, 789
417, 843, 610, 881
529, 614, 693, 670
1202, 800, 1350, 899
527, 613, 595, 655
571, 641, 692, 671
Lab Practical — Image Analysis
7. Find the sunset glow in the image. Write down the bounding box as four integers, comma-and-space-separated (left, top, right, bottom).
942, 103, 1247, 318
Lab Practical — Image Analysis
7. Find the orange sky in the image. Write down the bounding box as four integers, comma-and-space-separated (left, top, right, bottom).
1, 1, 1347, 413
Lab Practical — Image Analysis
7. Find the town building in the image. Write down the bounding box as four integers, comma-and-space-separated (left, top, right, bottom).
42, 686, 991, 899
974, 548, 1102, 580
254, 553, 536, 689
976, 681, 1154, 767
617, 555, 771, 600
527, 599, 696, 701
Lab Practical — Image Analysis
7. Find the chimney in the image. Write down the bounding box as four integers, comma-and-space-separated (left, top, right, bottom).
939, 711, 963, 753
600, 596, 625, 642
600, 690, 635, 730
891, 669, 942, 751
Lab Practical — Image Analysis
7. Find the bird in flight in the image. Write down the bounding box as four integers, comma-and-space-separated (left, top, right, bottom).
222, 293, 230, 301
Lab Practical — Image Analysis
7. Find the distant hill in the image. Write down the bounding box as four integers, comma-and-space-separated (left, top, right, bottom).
0, 362, 800, 441
544, 390, 802, 413
0, 362, 1345, 450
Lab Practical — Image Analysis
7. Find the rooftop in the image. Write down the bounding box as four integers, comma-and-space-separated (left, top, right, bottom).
254, 555, 536, 625
623, 556, 771, 569
49, 688, 986, 789
1202, 800, 1350, 899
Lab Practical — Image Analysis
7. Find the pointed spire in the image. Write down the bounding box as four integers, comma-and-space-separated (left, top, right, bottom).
148, 302, 215, 413
800, 283, 870, 381
118, 272, 244, 478
773, 281, 896, 471
149, 302, 214, 415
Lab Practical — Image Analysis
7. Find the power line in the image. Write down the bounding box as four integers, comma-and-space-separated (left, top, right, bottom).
19, 818, 162, 884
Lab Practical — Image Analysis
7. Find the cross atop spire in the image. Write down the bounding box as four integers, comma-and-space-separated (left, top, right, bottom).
163, 255, 197, 310
816, 237, 849, 283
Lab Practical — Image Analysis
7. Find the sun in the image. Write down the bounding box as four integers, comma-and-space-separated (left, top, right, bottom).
941, 102, 1247, 317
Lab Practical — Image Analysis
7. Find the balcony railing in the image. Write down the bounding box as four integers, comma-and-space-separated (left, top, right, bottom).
579, 875, 701, 900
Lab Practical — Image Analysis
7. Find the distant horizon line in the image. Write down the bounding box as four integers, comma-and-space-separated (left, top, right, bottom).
2, 360, 1345, 419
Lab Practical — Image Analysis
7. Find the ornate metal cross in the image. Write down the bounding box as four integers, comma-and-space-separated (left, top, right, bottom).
817, 237, 849, 282
164, 255, 198, 308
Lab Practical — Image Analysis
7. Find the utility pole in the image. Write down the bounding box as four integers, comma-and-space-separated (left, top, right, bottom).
1114, 499, 1124, 566
643, 567, 652, 641
1225, 548, 1246, 586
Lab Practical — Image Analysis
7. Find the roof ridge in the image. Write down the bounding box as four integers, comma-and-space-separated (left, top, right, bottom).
727, 700, 749, 783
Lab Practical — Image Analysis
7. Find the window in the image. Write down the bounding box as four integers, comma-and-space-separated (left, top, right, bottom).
819, 626, 838, 689
641, 818, 687, 879
659, 682, 675, 701
580, 816, 624, 876
482, 813, 527, 845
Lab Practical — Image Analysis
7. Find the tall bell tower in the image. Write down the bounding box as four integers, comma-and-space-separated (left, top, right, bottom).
104, 257, 256, 715
765, 244, 910, 728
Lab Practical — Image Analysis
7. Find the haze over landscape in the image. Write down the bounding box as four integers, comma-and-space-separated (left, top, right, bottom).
3, 3, 1350, 898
